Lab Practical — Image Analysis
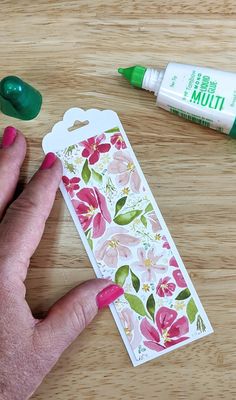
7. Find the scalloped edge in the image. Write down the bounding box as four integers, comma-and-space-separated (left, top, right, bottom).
42, 107, 120, 152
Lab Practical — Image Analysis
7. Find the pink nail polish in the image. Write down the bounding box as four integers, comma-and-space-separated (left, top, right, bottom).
96, 284, 124, 310
40, 152, 57, 170
1, 126, 17, 148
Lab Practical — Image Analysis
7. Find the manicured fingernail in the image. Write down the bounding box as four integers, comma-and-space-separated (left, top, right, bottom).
96, 284, 124, 310
40, 152, 57, 170
1, 126, 17, 148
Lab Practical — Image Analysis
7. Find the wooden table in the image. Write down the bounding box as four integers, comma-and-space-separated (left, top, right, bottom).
1, 1, 236, 399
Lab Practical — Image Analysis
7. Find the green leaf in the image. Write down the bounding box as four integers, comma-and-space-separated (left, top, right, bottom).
86, 228, 93, 249
187, 298, 198, 323
88, 237, 93, 250
114, 210, 142, 225
65, 161, 76, 174
140, 215, 147, 227
175, 288, 191, 300
85, 228, 91, 237
146, 294, 155, 321
92, 169, 103, 183
145, 203, 154, 214
114, 196, 127, 217
106, 177, 116, 193
124, 293, 149, 318
130, 269, 140, 292
196, 315, 206, 332
115, 265, 129, 287
65, 145, 76, 156
82, 159, 91, 184
105, 126, 120, 134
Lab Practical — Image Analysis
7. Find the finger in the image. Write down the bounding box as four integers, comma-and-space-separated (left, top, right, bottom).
0, 126, 26, 219
0, 153, 62, 281
35, 279, 124, 362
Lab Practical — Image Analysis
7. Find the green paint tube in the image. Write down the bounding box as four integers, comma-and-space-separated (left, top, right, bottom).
118, 63, 236, 138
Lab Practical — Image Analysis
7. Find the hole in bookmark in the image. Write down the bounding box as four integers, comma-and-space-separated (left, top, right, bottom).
68, 120, 89, 132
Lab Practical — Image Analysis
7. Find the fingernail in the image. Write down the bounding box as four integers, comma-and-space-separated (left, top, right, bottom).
1, 126, 17, 148
96, 284, 124, 310
40, 152, 57, 170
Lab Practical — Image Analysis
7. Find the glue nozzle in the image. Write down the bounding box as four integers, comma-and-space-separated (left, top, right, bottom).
118, 65, 147, 88
118, 68, 125, 74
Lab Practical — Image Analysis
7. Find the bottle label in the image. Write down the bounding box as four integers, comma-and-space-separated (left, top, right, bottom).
156, 62, 236, 135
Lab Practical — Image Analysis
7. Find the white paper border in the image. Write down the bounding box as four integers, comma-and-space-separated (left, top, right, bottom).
43, 108, 213, 366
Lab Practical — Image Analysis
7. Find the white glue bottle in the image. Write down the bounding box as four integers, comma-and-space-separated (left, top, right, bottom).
118, 63, 236, 137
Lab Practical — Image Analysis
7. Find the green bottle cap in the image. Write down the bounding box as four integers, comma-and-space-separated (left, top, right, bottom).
118, 65, 147, 88
0, 76, 42, 120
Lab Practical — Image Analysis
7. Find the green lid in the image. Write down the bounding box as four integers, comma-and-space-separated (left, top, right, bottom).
0, 76, 42, 120
118, 65, 147, 88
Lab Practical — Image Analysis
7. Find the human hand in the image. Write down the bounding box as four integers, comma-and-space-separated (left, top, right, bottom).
0, 126, 124, 400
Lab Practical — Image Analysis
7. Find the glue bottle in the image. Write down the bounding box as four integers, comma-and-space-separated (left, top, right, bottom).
118, 63, 236, 138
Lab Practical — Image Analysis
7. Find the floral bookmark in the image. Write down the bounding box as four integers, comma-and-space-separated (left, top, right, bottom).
43, 108, 213, 366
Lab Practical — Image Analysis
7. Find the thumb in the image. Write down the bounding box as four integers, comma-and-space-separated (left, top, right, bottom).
35, 279, 124, 361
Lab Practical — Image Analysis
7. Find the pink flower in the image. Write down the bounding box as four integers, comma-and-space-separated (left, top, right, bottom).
111, 133, 127, 150
95, 227, 140, 268
162, 235, 170, 249
140, 307, 189, 352
62, 176, 80, 197
72, 187, 111, 239
156, 277, 176, 297
120, 308, 142, 350
108, 151, 141, 193
169, 256, 179, 268
173, 269, 187, 288
147, 211, 161, 232
80, 134, 111, 165
131, 248, 168, 282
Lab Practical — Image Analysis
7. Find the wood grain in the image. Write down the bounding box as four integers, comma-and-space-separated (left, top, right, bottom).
0, 1, 236, 398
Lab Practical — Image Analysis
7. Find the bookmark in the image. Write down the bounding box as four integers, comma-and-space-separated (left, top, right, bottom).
43, 108, 213, 366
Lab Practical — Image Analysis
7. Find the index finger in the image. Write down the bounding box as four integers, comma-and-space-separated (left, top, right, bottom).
0, 153, 62, 282
0, 127, 27, 220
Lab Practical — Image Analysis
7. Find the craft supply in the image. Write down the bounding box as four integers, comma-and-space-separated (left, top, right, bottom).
0, 76, 42, 120
118, 63, 236, 137
43, 108, 213, 366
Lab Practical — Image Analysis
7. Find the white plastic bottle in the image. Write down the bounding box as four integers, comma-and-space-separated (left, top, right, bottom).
118, 63, 236, 137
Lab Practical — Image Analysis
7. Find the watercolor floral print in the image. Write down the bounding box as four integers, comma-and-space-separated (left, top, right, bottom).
120, 308, 142, 351
72, 187, 111, 238
57, 126, 209, 363
62, 176, 80, 197
140, 307, 189, 351
108, 150, 141, 193
131, 248, 168, 281
80, 133, 111, 165
95, 227, 140, 268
